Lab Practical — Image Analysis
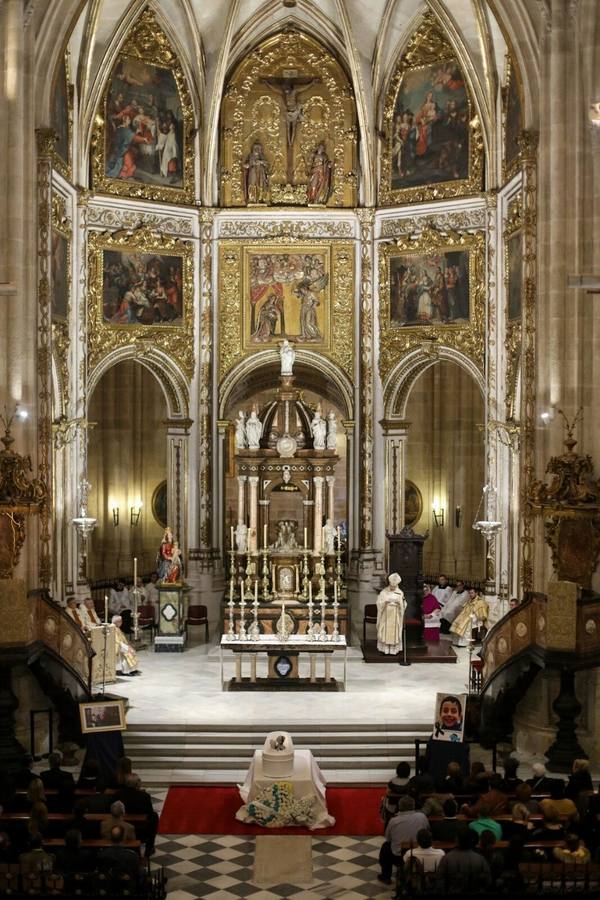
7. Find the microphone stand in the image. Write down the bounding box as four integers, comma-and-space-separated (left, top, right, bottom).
398, 617, 410, 666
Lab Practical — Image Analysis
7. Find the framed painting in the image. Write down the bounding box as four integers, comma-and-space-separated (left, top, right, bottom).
88, 226, 194, 376
152, 480, 168, 528
80, 699, 126, 734
404, 480, 423, 528
506, 231, 523, 321
380, 12, 482, 205
51, 52, 71, 177
378, 226, 485, 384
51, 230, 70, 320
91, 8, 194, 204
504, 54, 524, 181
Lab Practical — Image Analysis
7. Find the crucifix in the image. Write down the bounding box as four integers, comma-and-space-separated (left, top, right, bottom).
262, 73, 321, 183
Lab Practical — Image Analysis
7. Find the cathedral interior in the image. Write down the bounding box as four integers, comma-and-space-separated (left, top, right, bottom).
1, 0, 600, 896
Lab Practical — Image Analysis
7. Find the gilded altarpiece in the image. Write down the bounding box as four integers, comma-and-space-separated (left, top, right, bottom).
503, 54, 524, 183
218, 241, 354, 381
378, 227, 485, 384
219, 31, 357, 208
91, 8, 195, 205
380, 12, 483, 206
51, 51, 72, 180
87, 227, 194, 378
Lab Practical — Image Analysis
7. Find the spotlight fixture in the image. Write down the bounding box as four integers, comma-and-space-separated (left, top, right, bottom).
112, 507, 119, 527
432, 497, 445, 527
130, 500, 143, 527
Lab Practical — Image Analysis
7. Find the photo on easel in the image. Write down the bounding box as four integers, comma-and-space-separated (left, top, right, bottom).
432, 692, 466, 743
80, 699, 126, 734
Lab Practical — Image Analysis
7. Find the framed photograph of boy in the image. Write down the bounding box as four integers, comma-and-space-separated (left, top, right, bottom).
80, 699, 126, 734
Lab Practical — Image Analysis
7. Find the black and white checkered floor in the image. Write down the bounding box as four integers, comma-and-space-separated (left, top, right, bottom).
150, 790, 392, 900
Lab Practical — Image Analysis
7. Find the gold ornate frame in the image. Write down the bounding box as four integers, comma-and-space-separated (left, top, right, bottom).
51, 193, 72, 414
504, 193, 523, 418
218, 240, 354, 382
87, 226, 194, 378
379, 12, 483, 207
51, 50, 73, 181
502, 53, 525, 184
90, 8, 195, 205
378, 225, 486, 384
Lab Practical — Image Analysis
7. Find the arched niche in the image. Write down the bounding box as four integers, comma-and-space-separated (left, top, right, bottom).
403, 359, 486, 580
87, 359, 168, 580
219, 28, 358, 208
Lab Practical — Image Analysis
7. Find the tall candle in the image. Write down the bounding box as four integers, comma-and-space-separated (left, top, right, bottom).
304, 527, 308, 549
230, 525, 234, 548
337, 526, 341, 546
295, 565, 299, 593
255, 579, 258, 600
229, 580, 233, 601
309, 581, 312, 601
322, 526, 326, 550
334, 580, 338, 601
133, 557, 137, 590
241, 581, 245, 602
264, 523, 268, 549
104, 594, 108, 623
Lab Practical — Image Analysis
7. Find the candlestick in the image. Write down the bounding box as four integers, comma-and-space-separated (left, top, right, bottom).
304, 527, 308, 549
239, 590, 247, 640
332, 592, 340, 642
334, 580, 338, 602
263, 523, 268, 549
309, 580, 312, 602
261, 548, 270, 601
295, 564, 299, 595
249, 593, 260, 641
255, 578, 258, 601
230, 525, 234, 548
301, 549, 310, 600
229, 580, 234, 601
320, 593, 327, 641
228, 596, 235, 638
307, 593, 315, 640
132, 557, 139, 642
104, 594, 108, 624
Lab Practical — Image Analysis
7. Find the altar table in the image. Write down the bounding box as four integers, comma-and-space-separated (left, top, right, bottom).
220, 634, 347, 691
237, 747, 335, 830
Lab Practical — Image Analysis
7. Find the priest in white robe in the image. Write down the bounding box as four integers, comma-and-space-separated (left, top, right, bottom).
111, 615, 140, 675
80, 598, 102, 629
376, 573, 407, 655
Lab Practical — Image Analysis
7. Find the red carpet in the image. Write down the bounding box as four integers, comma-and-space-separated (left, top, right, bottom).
158, 785, 386, 836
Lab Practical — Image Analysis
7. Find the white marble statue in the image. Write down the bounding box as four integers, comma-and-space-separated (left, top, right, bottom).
235, 411, 247, 449
280, 339, 295, 375
323, 518, 336, 554
376, 572, 407, 655
310, 408, 327, 450
245, 406, 263, 449
326, 411, 337, 451
235, 520, 249, 552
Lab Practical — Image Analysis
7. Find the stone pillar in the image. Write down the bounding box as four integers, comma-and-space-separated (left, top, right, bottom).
313, 476, 324, 554
382, 423, 410, 540
248, 477, 259, 553
326, 476, 335, 519
166, 421, 190, 553
237, 476, 246, 524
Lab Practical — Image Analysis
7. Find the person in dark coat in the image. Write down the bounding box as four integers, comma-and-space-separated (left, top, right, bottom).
99, 826, 140, 885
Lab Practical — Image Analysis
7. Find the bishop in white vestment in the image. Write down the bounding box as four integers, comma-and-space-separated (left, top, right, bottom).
376, 573, 407, 655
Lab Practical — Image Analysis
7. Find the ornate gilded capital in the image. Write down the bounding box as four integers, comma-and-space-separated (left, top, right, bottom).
36, 128, 57, 158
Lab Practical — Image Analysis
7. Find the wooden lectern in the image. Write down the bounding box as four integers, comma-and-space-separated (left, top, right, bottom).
89, 624, 116, 687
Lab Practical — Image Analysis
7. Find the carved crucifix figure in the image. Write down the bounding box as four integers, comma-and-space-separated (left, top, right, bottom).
261, 75, 321, 182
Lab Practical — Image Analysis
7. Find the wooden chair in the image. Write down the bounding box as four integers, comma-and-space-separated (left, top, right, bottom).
138, 603, 156, 641
185, 604, 209, 643
363, 603, 378, 644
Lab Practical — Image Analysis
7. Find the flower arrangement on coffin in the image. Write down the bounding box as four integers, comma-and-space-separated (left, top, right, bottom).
240, 782, 316, 827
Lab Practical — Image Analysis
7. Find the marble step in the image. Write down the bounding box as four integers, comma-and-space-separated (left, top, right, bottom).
126, 742, 418, 758
125, 722, 433, 734
124, 754, 414, 770
124, 731, 430, 746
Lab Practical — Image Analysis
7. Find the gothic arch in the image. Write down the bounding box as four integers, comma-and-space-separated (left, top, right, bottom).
383, 346, 485, 421
88, 347, 189, 420
219, 349, 354, 422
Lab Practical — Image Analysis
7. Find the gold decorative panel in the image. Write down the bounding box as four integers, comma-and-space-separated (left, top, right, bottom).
91, 7, 195, 204
503, 54, 524, 183
380, 12, 483, 206
51, 51, 72, 180
219, 29, 357, 208
218, 240, 354, 381
504, 192, 523, 418
378, 226, 485, 384
87, 226, 194, 377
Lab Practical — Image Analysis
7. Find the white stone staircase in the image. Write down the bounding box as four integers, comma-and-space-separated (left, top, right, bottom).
124, 722, 433, 785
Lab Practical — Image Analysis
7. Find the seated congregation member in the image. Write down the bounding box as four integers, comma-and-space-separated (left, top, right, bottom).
18, 835, 54, 875
422, 584, 442, 642
40, 750, 75, 809
54, 828, 93, 875
116, 774, 157, 854
435, 828, 492, 893
99, 825, 140, 885
462, 773, 509, 818
462, 761, 489, 798
389, 761, 411, 794
408, 760, 436, 797
553, 833, 591, 865
502, 802, 534, 840
403, 828, 445, 873
112, 615, 140, 675
436, 761, 464, 794
502, 756, 523, 792
13, 753, 36, 789
378, 795, 430, 885
548, 779, 579, 825
468, 801, 503, 841
526, 762, 557, 794
532, 800, 566, 843
430, 799, 466, 843
100, 801, 136, 841
513, 782, 539, 814
440, 580, 468, 635
80, 597, 102, 628
566, 759, 594, 801
66, 799, 96, 839
476, 829, 505, 883
77, 757, 105, 792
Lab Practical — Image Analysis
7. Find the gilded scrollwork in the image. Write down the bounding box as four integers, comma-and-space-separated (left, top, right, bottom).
217, 239, 354, 382
379, 12, 483, 207
378, 226, 486, 385
504, 189, 524, 419
51, 51, 73, 182
379, 208, 486, 238
220, 29, 357, 208
87, 206, 194, 237
87, 226, 195, 379
218, 219, 354, 240
358, 209, 375, 549
90, 8, 195, 205
502, 54, 525, 184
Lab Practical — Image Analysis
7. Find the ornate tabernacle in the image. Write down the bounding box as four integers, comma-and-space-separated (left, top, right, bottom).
529, 409, 600, 587
0, 408, 47, 579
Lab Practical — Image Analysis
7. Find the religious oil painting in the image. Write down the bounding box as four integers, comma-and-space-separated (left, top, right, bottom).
390, 59, 470, 192
102, 249, 184, 326
404, 480, 423, 528
243, 249, 330, 349
506, 231, 523, 321
52, 53, 70, 169
505, 57, 523, 172
152, 480, 168, 529
51, 231, 69, 320
389, 250, 469, 327
104, 58, 184, 189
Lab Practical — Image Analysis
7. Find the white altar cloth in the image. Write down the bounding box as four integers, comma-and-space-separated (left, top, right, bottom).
238, 748, 335, 829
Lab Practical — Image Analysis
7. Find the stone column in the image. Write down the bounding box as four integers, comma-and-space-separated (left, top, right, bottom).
166, 421, 190, 553
248, 477, 259, 553
382, 423, 410, 539
237, 476, 246, 524
313, 476, 324, 554
326, 476, 335, 519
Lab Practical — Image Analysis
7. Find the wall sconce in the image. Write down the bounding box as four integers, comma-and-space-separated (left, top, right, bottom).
112, 507, 120, 527
130, 500, 143, 527
432, 497, 445, 527
455, 506, 462, 528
